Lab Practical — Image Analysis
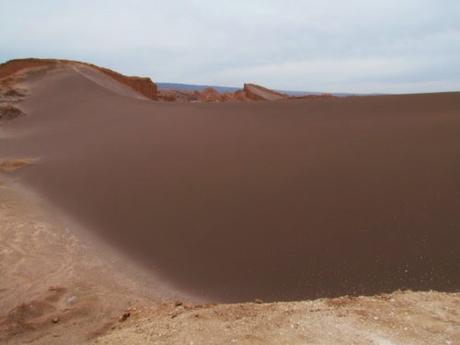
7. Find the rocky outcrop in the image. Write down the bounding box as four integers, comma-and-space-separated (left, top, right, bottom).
0, 59, 57, 81
243, 83, 288, 101
157, 90, 198, 102
198, 87, 222, 102
0, 58, 158, 100
93, 65, 157, 100
0, 59, 333, 103
157, 83, 335, 103
157, 87, 245, 103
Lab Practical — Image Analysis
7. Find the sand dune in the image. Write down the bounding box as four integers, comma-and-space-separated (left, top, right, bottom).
1, 60, 459, 304
1, 180, 458, 344
1, 58, 460, 344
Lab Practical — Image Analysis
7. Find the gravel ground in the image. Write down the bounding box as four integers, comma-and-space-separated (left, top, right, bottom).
92, 290, 460, 345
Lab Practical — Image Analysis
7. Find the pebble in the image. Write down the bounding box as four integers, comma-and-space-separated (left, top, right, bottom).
119, 311, 131, 322
66, 295, 77, 305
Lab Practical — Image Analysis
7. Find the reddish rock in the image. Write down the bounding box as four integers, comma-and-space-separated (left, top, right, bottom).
0, 58, 158, 100
119, 311, 130, 322
243, 83, 288, 101
198, 87, 222, 102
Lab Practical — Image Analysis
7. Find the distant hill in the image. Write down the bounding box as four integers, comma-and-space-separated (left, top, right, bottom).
157, 82, 355, 97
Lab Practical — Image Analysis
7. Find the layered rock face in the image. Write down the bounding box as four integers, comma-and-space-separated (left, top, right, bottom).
94, 65, 157, 100
243, 83, 288, 101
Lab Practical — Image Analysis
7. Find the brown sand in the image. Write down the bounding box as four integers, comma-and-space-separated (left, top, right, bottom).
1, 65, 459, 303
1, 175, 459, 345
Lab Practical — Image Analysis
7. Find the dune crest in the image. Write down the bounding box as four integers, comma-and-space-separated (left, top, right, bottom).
0, 58, 158, 100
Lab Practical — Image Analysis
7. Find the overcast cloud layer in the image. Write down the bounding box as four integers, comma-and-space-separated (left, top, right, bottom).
1, 0, 459, 93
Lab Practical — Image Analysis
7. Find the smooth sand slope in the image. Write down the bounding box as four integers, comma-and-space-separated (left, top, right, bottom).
1, 65, 460, 304
1, 176, 458, 345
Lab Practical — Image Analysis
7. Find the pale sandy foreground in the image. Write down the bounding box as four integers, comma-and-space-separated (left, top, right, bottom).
0, 175, 185, 344
94, 291, 460, 345
1, 175, 459, 345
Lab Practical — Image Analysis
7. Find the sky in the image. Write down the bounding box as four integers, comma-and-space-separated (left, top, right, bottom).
1, 0, 460, 93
